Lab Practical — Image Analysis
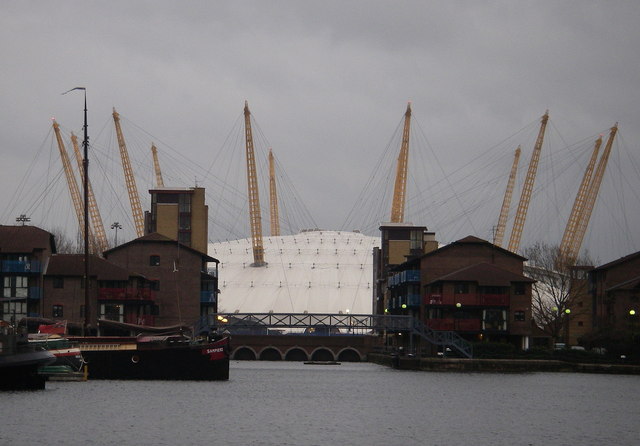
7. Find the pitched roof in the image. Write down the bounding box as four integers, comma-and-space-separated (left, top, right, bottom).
104, 232, 218, 262
0, 225, 56, 254
421, 235, 527, 261
426, 262, 534, 286
45, 254, 135, 280
593, 250, 640, 271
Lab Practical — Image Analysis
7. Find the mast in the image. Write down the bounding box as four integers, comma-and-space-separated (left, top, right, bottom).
244, 101, 266, 266
268, 148, 280, 236
494, 146, 521, 247
62, 86, 90, 335
52, 121, 96, 253
563, 124, 618, 263
390, 102, 412, 223
112, 108, 145, 237
71, 132, 109, 254
558, 135, 602, 263
507, 111, 549, 253
151, 143, 165, 188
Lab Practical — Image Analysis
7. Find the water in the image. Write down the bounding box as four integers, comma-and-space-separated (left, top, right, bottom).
2, 361, 638, 445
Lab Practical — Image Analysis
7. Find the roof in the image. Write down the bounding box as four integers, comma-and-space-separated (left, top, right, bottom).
45, 254, 135, 281
593, 250, 640, 272
0, 225, 56, 254
421, 235, 527, 261
427, 262, 534, 287
104, 232, 218, 262
210, 230, 380, 314
606, 275, 640, 292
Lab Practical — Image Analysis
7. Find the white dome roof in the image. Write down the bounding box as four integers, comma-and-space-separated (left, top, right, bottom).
209, 230, 380, 315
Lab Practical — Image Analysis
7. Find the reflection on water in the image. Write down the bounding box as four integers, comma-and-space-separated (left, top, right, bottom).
3, 361, 639, 445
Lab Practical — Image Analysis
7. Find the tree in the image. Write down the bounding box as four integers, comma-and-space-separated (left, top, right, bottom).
46, 227, 83, 254
522, 242, 593, 343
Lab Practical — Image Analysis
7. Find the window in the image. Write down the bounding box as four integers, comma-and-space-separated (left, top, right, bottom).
150, 255, 160, 266
578, 321, 584, 327
513, 283, 525, 295
52, 304, 64, 318
454, 282, 469, 294
3, 276, 28, 298
150, 280, 160, 291
514, 311, 525, 321
2, 301, 26, 323
100, 303, 123, 322
53, 277, 64, 289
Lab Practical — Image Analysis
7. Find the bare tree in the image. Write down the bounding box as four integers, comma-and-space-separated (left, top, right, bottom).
47, 227, 83, 254
523, 242, 593, 343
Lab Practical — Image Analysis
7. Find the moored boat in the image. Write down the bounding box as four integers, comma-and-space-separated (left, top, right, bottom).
1, 324, 56, 390
75, 332, 230, 380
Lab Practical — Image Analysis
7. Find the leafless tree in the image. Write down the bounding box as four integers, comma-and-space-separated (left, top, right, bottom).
523, 242, 593, 342
47, 227, 83, 254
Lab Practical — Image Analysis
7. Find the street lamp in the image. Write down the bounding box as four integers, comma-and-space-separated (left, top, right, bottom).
111, 222, 122, 246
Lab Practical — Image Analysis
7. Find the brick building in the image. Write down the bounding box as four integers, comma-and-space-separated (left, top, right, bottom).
0, 225, 56, 324
104, 232, 219, 327
386, 235, 535, 350
588, 251, 640, 339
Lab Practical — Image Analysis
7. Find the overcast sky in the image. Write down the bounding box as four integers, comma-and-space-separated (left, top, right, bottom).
1, 1, 639, 265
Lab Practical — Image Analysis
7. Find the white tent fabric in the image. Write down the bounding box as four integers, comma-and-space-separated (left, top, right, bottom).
209, 230, 380, 315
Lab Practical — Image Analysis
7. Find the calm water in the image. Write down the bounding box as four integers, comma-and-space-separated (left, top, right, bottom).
2, 361, 639, 445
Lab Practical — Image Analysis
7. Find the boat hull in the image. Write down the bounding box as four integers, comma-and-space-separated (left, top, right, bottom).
80, 337, 229, 381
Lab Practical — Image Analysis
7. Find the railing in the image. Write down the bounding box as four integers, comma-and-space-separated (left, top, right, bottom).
425, 318, 482, 331
97, 288, 155, 301
388, 270, 420, 287
200, 290, 216, 303
1, 260, 42, 273
425, 293, 510, 307
123, 314, 155, 325
194, 312, 473, 358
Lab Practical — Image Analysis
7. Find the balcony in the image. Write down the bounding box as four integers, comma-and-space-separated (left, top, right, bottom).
425, 293, 510, 307
388, 270, 420, 287
2, 260, 42, 273
426, 318, 482, 331
200, 290, 216, 303
124, 313, 156, 326
28, 287, 43, 300
98, 288, 155, 301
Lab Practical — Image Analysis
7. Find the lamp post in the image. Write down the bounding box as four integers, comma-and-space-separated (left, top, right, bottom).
630, 309, 637, 341
564, 308, 571, 346
111, 222, 122, 246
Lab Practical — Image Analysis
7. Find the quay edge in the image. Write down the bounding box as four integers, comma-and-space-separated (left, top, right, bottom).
367, 353, 640, 375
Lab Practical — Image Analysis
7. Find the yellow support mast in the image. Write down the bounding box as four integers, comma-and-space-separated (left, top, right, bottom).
71, 132, 109, 253
52, 121, 97, 253
563, 124, 618, 263
558, 135, 602, 263
268, 148, 280, 237
390, 102, 412, 223
494, 146, 521, 247
151, 143, 165, 188
112, 108, 145, 238
507, 111, 549, 253
244, 101, 266, 266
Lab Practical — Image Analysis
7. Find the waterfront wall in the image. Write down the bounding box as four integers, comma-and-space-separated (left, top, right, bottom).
367, 353, 640, 375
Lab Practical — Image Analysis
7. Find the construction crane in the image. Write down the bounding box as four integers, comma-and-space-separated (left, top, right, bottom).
562, 124, 618, 263
52, 121, 97, 253
112, 108, 145, 238
244, 101, 266, 266
70, 133, 110, 253
558, 135, 602, 264
507, 111, 549, 253
268, 148, 280, 237
390, 102, 412, 223
494, 146, 521, 247
151, 143, 165, 188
